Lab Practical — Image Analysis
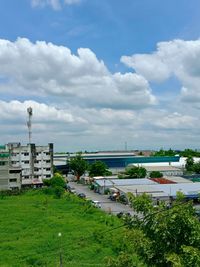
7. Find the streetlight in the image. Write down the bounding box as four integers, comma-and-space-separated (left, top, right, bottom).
58, 232, 63, 267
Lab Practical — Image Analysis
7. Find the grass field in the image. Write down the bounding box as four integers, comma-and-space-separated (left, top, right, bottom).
0, 190, 124, 267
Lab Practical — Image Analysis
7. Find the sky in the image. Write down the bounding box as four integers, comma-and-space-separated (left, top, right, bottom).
0, 0, 200, 152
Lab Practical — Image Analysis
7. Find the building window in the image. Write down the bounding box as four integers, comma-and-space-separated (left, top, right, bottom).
24, 176, 29, 179
46, 175, 51, 178
23, 153, 29, 156
9, 179, 17, 182
9, 170, 20, 174
45, 152, 50, 155
23, 161, 29, 164
46, 160, 50, 163
0, 162, 5, 166
45, 168, 51, 171
34, 160, 39, 163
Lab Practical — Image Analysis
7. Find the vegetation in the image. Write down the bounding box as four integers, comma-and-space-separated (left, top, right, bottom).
43, 172, 66, 198
124, 166, 147, 179
185, 156, 200, 174
149, 171, 163, 178
0, 190, 143, 267
152, 148, 200, 157
69, 153, 88, 180
123, 193, 200, 267
88, 161, 111, 177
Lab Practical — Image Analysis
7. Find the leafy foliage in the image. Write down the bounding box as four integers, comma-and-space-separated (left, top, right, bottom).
126, 193, 200, 266
69, 153, 88, 180
125, 166, 147, 178
88, 161, 111, 177
149, 171, 163, 178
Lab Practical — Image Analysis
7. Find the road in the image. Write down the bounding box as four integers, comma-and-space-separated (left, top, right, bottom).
68, 181, 136, 215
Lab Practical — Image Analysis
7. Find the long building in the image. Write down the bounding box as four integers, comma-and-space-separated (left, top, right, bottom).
54, 151, 181, 174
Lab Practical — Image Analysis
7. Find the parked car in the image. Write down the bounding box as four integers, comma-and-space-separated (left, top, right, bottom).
78, 193, 86, 199
91, 200, 101, 208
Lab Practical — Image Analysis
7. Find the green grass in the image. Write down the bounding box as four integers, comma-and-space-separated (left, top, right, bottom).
0, 190, 124, 267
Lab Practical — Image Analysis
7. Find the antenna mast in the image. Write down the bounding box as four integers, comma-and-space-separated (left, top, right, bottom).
27, 107, 33, 144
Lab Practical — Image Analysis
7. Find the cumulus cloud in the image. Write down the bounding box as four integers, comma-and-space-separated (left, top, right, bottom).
0, 38, 156, 109
121, 39, 200, 103
31, 0, 61, 10
31, 0, 80, 10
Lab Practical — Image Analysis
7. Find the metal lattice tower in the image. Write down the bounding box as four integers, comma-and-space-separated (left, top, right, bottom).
27, 107, 33, 145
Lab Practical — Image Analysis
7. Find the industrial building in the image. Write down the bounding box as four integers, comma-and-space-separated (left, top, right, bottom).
54, 151, 181, 174
144, 165, 184, 177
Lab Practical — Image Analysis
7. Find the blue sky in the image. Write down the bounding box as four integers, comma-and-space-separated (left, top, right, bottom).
0, 0, 200, 151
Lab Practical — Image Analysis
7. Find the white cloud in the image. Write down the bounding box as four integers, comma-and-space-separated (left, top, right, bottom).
31, 0, 80, 10
1, 38, 200, 150
31, 0, 61, 10
64, 0, 80, 4
0, 38, 155, 110
121, 39, 200, 103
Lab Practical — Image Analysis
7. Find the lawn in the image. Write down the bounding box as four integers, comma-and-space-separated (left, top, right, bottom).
0, 190, 124, 267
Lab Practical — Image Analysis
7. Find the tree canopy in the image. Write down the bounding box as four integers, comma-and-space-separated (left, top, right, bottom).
88, 161, 111, 177
69, 153, 88, 180
125, 166, 147, 178
149, 171, 163, 178
124, 193, 200, 267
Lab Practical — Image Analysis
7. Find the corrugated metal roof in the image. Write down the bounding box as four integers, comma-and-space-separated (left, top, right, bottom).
95, 178, 157, 187
116, 182, 200, 198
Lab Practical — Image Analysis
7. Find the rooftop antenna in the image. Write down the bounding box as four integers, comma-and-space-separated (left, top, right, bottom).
27, 107, 33, 145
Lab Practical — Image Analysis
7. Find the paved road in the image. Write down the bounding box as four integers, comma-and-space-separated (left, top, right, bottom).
68, 181, 136, 215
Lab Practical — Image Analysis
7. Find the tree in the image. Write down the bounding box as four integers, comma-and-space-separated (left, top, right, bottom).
126, 193, 200, 266
88, 161, 111, 177
185, 156, 194, 172
69, 153, 88, 181
193, 162, 200, 174
125, 166, 146, 178
149, 171, 163, 178
43, 173, 65, 187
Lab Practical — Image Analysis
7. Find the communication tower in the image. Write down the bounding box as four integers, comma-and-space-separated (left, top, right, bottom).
27, 107, 33, 144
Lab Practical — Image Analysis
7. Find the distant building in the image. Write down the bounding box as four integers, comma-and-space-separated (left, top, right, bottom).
54, 151, 181, 174
0, 146, 21, 190
143, 166, 184, 177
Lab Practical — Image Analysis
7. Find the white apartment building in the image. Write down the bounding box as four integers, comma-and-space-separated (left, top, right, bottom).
6, 143, 54, 187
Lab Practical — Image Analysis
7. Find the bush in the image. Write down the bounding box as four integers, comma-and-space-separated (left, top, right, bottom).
54, 186, 65, 199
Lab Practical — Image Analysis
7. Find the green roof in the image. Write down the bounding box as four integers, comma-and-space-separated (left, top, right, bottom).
0, 145, 6, 149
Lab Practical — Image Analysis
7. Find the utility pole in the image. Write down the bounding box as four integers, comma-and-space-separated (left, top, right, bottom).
58, 232, 63, 267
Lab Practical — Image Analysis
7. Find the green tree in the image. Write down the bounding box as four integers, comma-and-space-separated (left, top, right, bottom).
88, 161, 111, 177
193, 162, 200, 174
125, 166, 146, 178
185, 156, 194, 172
127, 193, 200, 266
149, 171, 163, 178
69, 153, 88, 181
43, 173, 65, 188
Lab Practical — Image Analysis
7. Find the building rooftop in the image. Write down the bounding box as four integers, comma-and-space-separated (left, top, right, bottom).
94, 178, 157, 187
143, 166, 182, 172
116, 182, 200, 198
